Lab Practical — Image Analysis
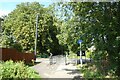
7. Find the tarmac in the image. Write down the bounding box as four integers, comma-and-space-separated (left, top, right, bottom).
32, 56, 83, 79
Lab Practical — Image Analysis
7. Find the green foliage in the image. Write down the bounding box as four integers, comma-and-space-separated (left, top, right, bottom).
86, 51, 92, 58
68, 53, 77, 59
0, 60, 40, 79
1, 32, 22, 51
40, 53, 49, 58
2, 2, 63, 55
1, 1, 120, 77
80, 64, 108, 78
56, 2, 120, 77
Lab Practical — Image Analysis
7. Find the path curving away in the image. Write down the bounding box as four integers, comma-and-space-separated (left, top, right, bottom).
32, 55, 83, 79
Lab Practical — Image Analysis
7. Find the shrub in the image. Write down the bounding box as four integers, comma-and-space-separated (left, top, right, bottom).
80, 64, 104, 78
79, 62, 118, 79
0, 60, 40, 79
40, 53, 49, 58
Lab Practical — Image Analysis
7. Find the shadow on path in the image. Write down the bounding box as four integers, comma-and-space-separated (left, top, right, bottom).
32, 57, 83, 78
34, 62, 41, 65
63, 68, 80, 75
72, 75, 83, 80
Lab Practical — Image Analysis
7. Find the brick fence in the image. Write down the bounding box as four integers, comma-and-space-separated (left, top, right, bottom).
0, 48, 35, 63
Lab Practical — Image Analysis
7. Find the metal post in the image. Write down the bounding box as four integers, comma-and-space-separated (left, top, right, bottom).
80, 42, 82, 67
34, 14, 39, 60
65, 53, 68, 65
49, 53, 53, 65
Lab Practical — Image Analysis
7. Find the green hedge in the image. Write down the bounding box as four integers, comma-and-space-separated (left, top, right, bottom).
0, 60, 40, 79
80, 64, 104, 78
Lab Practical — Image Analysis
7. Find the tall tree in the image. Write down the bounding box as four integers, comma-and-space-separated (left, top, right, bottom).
56, 2, 120, 76
2, 2, 63, 55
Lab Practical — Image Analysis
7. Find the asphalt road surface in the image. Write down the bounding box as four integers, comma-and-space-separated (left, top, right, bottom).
32, 55, 83, 79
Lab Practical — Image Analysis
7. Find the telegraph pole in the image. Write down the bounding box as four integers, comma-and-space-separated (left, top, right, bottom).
34, 13, 39, 60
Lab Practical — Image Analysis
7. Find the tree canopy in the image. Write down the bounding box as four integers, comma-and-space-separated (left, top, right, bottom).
1, 1, 120, 77
1, 2, 63, 55
56, 2, 120, 76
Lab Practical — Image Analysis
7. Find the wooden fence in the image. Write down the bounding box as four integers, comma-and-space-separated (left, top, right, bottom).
0, 48, 35, 63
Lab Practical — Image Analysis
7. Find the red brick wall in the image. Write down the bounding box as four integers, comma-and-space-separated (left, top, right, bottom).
0, 48, 35, 63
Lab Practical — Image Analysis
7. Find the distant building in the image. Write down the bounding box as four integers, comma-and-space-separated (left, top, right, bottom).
88, 46, 96, 52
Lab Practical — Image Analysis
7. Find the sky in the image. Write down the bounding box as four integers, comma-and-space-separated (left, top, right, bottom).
0, 0, 119, 17
0, 0, 54, 17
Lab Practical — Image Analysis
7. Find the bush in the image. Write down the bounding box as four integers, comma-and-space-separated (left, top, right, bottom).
86, 51, 92, 58
79, 62, 118, 79
40, 53, 49, 58
80, 64, 104, 78
0, 60, 40, 79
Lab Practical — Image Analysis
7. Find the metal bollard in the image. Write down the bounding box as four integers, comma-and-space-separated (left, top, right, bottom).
49, 53, 53, 65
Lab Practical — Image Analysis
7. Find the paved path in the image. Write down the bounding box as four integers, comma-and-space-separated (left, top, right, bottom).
32, 55, 83, 79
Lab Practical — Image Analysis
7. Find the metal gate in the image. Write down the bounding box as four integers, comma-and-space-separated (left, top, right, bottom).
49, 54, 77, 65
